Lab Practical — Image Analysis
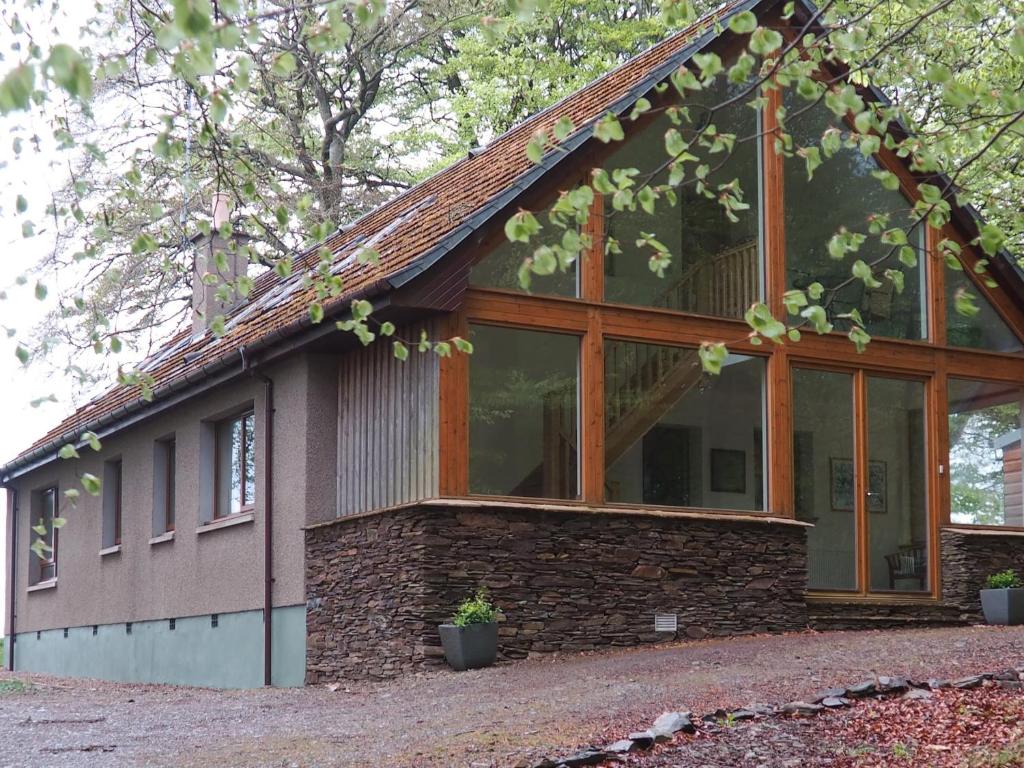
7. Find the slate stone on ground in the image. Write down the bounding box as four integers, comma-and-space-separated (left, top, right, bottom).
952, 675, 984, 689
651, 711, 695, 737
846, 680, 877, 697
558, 748, 608, 767
812, 687, 848, 703
821, 696, 850, 709
781, 701, 824, 716
627, 731, 655, 750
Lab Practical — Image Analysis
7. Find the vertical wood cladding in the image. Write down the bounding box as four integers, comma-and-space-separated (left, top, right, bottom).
336, 337, 439, 516
305, 505, 808, 681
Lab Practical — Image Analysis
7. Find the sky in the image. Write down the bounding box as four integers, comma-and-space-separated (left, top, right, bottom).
0, 1, 100, 634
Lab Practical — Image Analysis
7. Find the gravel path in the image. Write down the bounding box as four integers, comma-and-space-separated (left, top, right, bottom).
0, 625, 1021, 768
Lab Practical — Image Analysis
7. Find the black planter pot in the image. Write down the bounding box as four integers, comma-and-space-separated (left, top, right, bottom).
980, 588, 1024, 625
438, 622, 498, 671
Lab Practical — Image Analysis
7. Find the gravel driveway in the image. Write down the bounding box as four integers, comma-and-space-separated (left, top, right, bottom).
0, 625, 1022, 768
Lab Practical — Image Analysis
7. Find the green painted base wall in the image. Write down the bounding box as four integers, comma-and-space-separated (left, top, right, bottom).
9, 605, 305, 688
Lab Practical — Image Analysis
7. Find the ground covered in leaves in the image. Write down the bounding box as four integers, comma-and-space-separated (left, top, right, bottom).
632, 685, 1024, 767
0, 626, 1021, 767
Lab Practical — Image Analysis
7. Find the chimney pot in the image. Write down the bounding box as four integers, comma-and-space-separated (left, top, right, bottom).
212, 192, 231, 230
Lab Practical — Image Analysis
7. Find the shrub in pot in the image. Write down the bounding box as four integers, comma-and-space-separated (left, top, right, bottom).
438, 588, 499, 671
980, 569, 1024, 625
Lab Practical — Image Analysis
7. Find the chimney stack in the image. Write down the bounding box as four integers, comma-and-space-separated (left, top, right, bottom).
192, 192, 248, 335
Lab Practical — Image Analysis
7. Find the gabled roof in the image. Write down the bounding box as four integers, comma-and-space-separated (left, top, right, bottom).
3, 0, 1023, 481
1, 0, 755, 480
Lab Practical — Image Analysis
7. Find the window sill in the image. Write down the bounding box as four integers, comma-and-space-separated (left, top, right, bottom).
27, 579, 57, 593
99, 544, 122, 557
197, 511, 254, 534
149, 531, 175, 546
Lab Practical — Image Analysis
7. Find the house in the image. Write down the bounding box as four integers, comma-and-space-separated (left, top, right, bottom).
4, 0, 1024, 688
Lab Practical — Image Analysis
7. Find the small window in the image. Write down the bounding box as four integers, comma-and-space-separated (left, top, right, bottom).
216, 410, 255, 517
153, 438, 176, 534
30, 486, 58, 584
102, 459, 123, 548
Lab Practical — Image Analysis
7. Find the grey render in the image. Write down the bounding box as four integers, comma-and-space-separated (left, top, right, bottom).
3, 351, 348, 686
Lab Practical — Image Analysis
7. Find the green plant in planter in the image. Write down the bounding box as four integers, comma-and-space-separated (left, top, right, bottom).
452, 587, 498, 627
985, 570, 1023, 590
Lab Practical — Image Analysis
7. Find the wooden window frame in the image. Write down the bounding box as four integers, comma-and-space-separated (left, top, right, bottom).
438, 70, 1024, 572
214, 410, 256, 519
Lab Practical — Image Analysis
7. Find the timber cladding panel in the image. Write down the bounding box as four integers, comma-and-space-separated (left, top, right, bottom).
940, 528, 1024, 622
305, 504, 808, 681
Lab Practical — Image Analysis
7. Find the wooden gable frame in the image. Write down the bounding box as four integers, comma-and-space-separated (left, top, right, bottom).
394, 0, 1024, 603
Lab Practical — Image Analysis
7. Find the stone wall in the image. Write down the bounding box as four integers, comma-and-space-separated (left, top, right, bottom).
807, 600, 962, 630
941, 528, 1024, 622
305, 504, 808, 682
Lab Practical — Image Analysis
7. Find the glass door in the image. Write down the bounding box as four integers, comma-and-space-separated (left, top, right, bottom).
866, 376, 929, 593
793, 367, 931, 595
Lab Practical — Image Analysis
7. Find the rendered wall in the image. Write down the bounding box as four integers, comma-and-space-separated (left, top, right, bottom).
11, 605, 305, 688
5, 350, 340, 686
306, 503, 809, 681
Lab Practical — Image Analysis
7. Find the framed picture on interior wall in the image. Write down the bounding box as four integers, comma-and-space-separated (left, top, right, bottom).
710, 448, 746, 494
830, 458, 855, 511
867, 460, 887, 514
829, 458, 887, 513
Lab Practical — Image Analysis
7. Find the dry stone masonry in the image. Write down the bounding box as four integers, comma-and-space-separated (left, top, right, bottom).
305, 504, 809, 681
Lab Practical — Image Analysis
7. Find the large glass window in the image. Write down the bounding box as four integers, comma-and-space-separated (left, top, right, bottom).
945, 268, 1023, 353
867, 376, 928, 592
793, 368, 857, 591
216, 410, 256, 517
603, 75, 761, 317
604, 341, 765, 510
469, 325, 579, 498
785, 97, 927, 340
948, 379, 1024, 527
469, 208, 578, 297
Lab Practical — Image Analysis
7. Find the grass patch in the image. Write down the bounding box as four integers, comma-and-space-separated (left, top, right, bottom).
0, 679, 28, 695
967, 739, 1024, 767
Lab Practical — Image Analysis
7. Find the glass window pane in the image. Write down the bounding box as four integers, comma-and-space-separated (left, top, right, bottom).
604, 341, 765, 511
793, 368, 857, 590
603, 75, 761, 317
243, 413, 256, 506
948, 378, 1024, 526
167, 441, 176, 530
469, 325, 579, 498
469, 210, 578, 297
867, 376, 928, 592
945, 268, 1023, 353
784, 97, 927, 340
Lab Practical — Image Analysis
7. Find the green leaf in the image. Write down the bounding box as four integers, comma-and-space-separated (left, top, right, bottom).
852, 259, 882, 289
82, 431, 102, 452
81, 472, 102, 496
46, 44, 92, 101
728, 11, 758, 34
699, 342, 728, 375
15, 344, 29, 364
0, 64, 35, 114
593, 113, 624, 143
15, 194, 27, 213
393, 341, 409, 361
452, 336, 474, 354
749, 27, 784, 56
34, 281, 47, 301
272, 52, 297, 77
58, 444, 80, 460
553, 115, 575, 142
309, 303, 324, 324
504, 210, 541, 243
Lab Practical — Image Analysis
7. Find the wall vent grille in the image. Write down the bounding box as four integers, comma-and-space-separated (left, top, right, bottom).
654, 613, 678, 633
